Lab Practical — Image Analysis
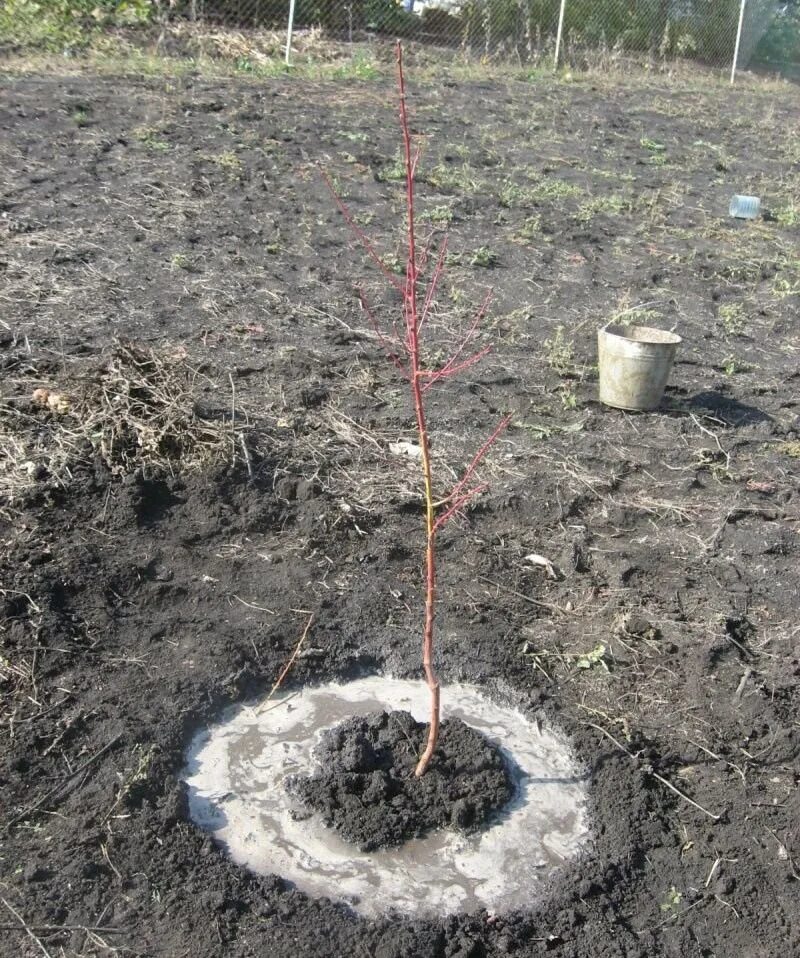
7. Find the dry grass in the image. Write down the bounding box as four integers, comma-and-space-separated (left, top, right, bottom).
73, 341, 234, 472
0, 645, 36, 732
0, 341, 246, 512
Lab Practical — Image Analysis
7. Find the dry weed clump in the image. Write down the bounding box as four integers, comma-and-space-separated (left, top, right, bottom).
0, 341, 243, 510
72, 341, 234, 472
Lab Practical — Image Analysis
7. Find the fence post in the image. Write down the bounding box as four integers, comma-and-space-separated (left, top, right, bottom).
285, 0, 297, 66
730, 0, 746, 84
554, 0, 567, 70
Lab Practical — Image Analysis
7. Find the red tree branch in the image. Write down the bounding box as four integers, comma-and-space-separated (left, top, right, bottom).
419, 237, 449, 331
357, 288, 411, 380
433, 483, 489, 531
321, 167, 405, 295
443, 414, 512, 512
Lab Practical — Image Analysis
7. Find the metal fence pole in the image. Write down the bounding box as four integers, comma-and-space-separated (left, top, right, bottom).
731, 0, 746, 84
285, 0, 297, 66
553, 0, 567, 69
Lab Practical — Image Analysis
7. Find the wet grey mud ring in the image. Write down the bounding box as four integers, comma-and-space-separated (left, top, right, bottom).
184, 677, 590, 917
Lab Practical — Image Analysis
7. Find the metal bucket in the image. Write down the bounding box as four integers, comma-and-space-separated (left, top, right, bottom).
729, 195, 761, 219
598, 324, 682, 411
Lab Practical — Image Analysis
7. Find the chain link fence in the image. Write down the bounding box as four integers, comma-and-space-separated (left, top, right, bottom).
1, 0, 799, 79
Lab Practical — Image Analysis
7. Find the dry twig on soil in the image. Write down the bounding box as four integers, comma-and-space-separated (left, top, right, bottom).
585, 720, 721, 821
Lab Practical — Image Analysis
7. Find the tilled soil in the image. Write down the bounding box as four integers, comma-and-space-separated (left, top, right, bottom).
287, 710, 515, 850
1, 60, 799, 958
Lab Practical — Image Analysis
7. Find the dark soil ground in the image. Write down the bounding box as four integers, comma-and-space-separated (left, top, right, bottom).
1, 57, 799, 958
288, 710, 515, 850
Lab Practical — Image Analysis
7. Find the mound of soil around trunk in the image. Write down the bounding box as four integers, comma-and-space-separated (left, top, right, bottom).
287, 710, 515, 851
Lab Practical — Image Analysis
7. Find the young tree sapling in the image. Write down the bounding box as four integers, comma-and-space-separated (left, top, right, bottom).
324, 41, 510, 777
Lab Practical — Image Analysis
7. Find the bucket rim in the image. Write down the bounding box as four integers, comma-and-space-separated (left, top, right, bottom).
600, 323, 682, 346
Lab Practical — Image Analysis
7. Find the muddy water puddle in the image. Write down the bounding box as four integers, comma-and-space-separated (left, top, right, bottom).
183, 677, 590, 917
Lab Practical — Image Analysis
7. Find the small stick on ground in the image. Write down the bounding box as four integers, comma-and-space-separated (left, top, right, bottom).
479, 575, 578, 616
4, 733, 123, 832
733, 666, 754, 702
635, 897, 704, 935
585, 721, 721, 821
228, 371, 237, 470
256, 612, 315, 714
0, 897, 55, 958
229, 594, 276, 614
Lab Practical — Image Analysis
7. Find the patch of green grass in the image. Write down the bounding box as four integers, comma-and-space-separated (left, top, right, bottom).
722, 354, 751, 376
233, 56, 296, 78
426, 163, 481, 194
113, 50, 204, 78
772, 254, 800, 298
589, 167, 636, 183
325, 172, 349, 199
470, 246, 499, 268
226, 56, 291, 79
718, 302, 747, 336
500, 177, 581, 208
133, 126, 169, 151
543, 325, 575, 375
418, 204, 455, 227
558, 382, 579, 409
575, 642, 609, 671
576, 194, 630, 224
717, 258, 769, 284
234, 56, 257, 74
773, 276, 800, 298
445, 143, 471, 161
531, 177, 583, 201
515, 214, 542, 241
169, 253, 194, 272
377, 153, 406, 183
208, 150, 242, 177
499, 182, 528, 208
775, 202, 799, 228
338, 129, 369, 143
640, 136, 669, 166
778, 441, 800, 459
448, 285, 468, 306
0, 0, 88, 51
660, 887, 683, 913
330, 53, 379, 81
381, 252, 404, 275
640, 136, 666, 154
609, 305, 664, 326
517, 65, 551, 83
46, 42, 381, 83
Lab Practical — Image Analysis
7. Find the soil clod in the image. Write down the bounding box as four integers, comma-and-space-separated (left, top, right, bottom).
287, 710, 515, 851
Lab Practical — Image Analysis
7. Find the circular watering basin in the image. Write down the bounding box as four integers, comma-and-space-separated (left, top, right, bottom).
183, 677, 590, 917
